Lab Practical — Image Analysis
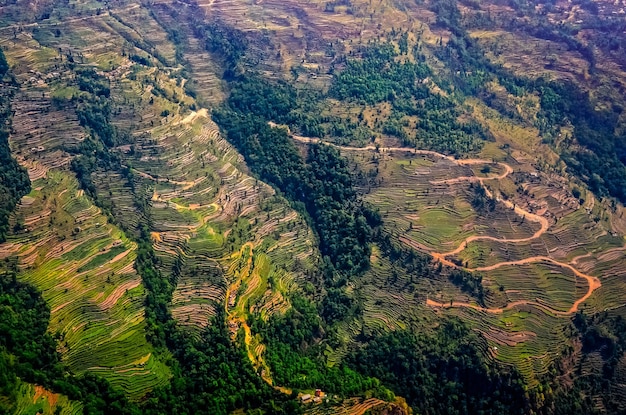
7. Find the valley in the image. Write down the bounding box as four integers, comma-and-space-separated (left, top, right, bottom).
1, 0, 626, 414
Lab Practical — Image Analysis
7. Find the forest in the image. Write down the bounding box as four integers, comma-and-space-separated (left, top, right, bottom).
58, 64, 299, 415
0, 269, 142, 415
346, 320, 529, 415
2, 0, 626, 413
213, 84, 378, 278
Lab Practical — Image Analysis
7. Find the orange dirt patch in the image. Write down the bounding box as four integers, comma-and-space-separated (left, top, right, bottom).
33, 385, 59, 408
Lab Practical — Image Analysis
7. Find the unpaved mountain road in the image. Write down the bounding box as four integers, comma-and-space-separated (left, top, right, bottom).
284, 128, 602, 315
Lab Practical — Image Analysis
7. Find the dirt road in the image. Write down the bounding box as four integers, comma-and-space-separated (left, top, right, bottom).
283, 129, 601, 315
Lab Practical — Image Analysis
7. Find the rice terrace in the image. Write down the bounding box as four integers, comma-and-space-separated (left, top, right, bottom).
1, 0, 626, 414
287, 130, 603, 315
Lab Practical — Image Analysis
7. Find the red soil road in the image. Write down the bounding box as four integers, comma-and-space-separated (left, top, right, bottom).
282, 128, 602, 315
427, 255, 601, 315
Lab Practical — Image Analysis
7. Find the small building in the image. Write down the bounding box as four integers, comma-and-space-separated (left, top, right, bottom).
315, 389, 324, 397
301, 394, 311, 402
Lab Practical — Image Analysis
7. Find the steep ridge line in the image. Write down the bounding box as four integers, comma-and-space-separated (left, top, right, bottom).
282, 127, 602, 316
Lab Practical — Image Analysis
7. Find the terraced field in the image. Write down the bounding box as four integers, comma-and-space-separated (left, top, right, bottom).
131, 115, 318, 383
11, 383, 82, 415
287, 129, 626, 382
0, 9, 195, 399
305, 397, 395, 415
0, 168, 170, 398
198, 0, 442, 81
2, 0, 626, 409
133, 116, 316, 333
0, 0, 323, 396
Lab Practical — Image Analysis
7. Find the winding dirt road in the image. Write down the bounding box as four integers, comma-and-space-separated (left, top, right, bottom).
286, 130, 601, 315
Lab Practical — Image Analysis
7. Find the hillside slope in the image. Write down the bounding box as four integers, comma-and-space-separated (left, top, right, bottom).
1, 0, 626, 414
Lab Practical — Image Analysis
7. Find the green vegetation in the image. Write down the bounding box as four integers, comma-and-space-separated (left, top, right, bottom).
3, 0, 626, 414
254, 296, 394, 399
347, 320, 529, 415
0, 50, 30, 243
0, 272, 62, 410
68, 68, 125, 207
331, 42, 486, 153
431, 0, 626, 202
0, 270, 140, 415
0, 50, 8, 76
538, 81, 626, 203
145, 311, 299, 415
214, 86, 379, 277
133, 218, 295, 414
330, 43, 431, 105
548, 312, 626, 414
64, 68, 296, 413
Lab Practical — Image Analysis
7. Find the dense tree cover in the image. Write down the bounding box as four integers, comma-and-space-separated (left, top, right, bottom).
0, 51, 8, 77
65, 68, 137, 226
470, 183, 496, 213
499, 76, 626, 204
56, 63, 297, 414
125, 171, 292, 415
448, 269, 485, 304
74, 68, 119, 148
330, 41, 487, 154
536, 81, 626, 203
346, 320, 530, 415
145, 311, 299, 415
190, 14, 247, 78
223, 74, 368, 144
198, 21, 247, 73
330, 43, 431, 105
306, 144, 377, 276
214, 82, 378, 277
377, 231, 432, 278
0, 52, 31, 243
253, 296, 394, 400
0, 127, 31, 243
0, 271, 63, 403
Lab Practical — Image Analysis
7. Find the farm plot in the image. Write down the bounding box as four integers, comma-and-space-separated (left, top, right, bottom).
0, 172, 169, 399
17, 5, 322, 391
305, 397, 390, 415
287, 130, 621, 383
12, 383, 82, 415
125, 116, 318, 335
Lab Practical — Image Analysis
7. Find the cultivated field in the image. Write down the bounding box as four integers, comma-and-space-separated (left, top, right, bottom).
288, 127, 626, 382
0, 0, 319, 393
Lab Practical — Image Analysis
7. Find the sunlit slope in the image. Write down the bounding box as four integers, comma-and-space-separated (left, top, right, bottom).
125, 115, 317, 334
3, 0, 626, 403
1, 0, 318, 394
0, 170, 169, 398
0, 7, 181, 399
0, 1, 320, 388
11, 383, 82, 415
287, 118, 625, 383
